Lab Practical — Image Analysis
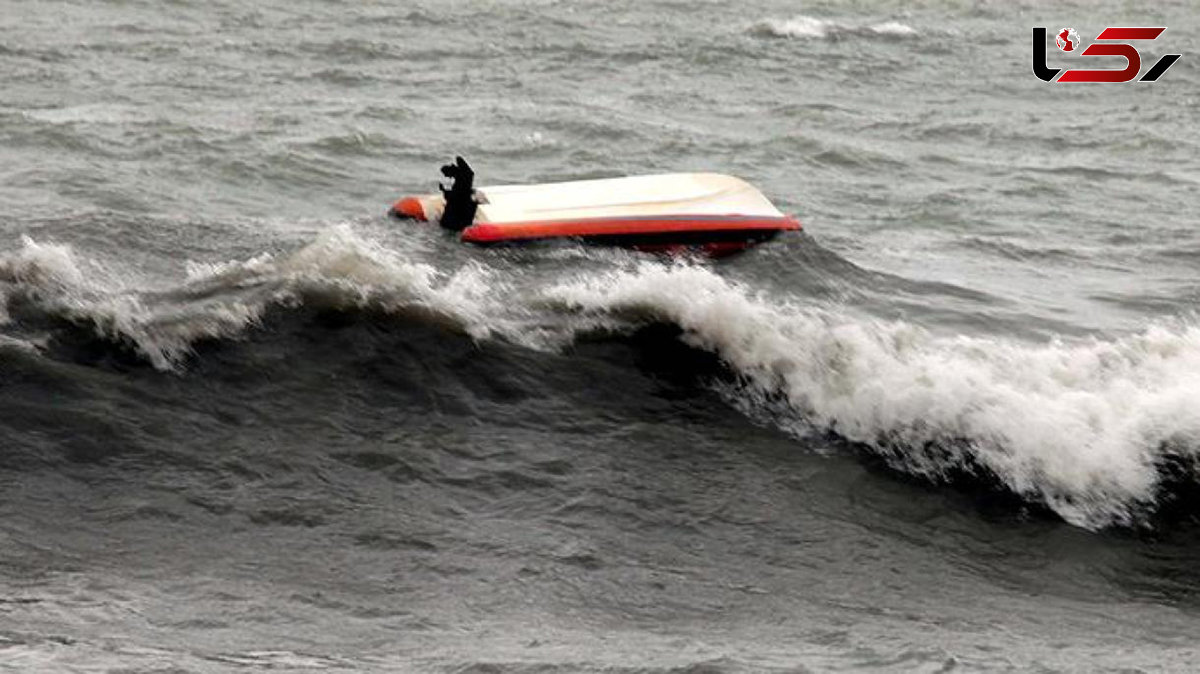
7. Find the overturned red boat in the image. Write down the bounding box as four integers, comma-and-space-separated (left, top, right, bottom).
389, 158, 801, 256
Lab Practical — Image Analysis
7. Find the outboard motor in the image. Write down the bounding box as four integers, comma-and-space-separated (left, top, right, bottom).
437, 156, 477, 231
387, 156, 477, 228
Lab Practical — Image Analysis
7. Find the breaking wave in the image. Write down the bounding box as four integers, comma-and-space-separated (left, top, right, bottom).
0, 226, 521, 369
2, 230, 1199, 528
547, 265, 1200, 529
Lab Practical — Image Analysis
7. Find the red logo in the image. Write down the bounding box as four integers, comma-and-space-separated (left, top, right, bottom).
1056, 28, 1079, 52
1033, 27, 1182, 83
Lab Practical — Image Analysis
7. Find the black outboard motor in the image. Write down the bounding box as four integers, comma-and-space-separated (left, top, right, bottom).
438, 156, 477, 231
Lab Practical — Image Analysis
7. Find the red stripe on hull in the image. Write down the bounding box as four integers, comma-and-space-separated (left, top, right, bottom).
461, 214, 801, 244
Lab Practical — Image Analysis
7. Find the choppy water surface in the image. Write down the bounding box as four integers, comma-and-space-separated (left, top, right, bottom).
2, 0, 1200, 671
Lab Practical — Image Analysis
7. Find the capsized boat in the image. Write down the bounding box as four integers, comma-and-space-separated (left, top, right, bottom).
388, 157, 801, 256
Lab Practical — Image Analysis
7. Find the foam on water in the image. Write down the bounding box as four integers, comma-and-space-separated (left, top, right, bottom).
749, 16, 918, 40
870, 21, 918, 37
0, 235, 86, 295
0, 226, 513, 369
546, 263, 1200, 529
0, 235, 92, 326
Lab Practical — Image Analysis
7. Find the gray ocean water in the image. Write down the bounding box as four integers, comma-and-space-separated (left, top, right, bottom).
3, 0, 1200, 671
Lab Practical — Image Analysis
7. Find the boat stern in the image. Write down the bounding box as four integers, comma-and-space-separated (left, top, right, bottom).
388, 194, 444, 222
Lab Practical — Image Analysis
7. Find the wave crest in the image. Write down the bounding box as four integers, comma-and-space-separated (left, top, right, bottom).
546, 264, 1200, 528
0, 226, 510, 369
5, 230, 1199, 528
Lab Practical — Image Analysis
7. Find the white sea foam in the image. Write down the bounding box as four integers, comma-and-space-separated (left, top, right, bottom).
869, 21, 918, 37
750, 15, 918, 40
545, 263, 1200, 528
752, 16, 832, 39
23, 103, 153, 126
0, 236, 86, 295
0, 226, 514, 369
0, 235, 92, 326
